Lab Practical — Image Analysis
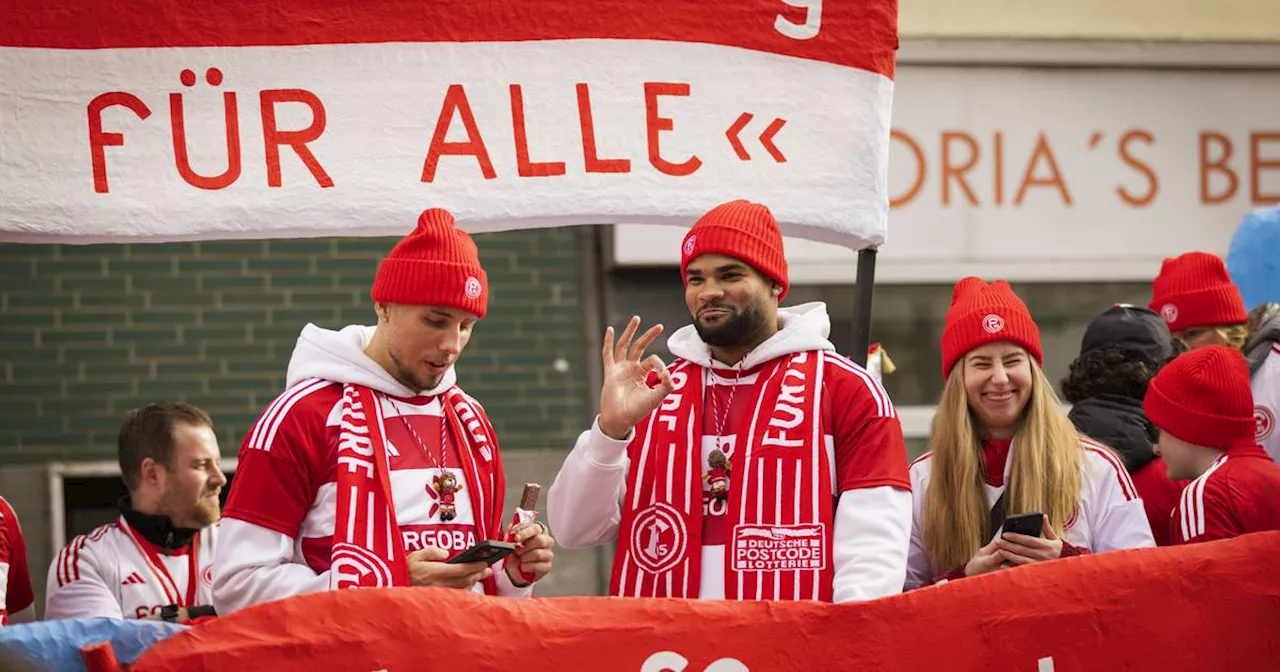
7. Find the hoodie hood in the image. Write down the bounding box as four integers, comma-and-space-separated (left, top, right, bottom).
666, 302, 835, 369
1067, 395, 1155, 472
1243, 303, 1280, 375
285, 323, 457, 397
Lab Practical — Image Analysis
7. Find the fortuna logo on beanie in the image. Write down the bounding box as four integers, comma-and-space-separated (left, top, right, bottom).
1148, 252, 1247, 332
939, 277, 1043, 378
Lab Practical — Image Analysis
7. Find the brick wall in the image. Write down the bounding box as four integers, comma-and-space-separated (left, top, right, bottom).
0, 228, 591, 463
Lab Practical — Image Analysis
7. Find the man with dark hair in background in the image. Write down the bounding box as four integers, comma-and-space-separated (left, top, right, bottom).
1061, 305, 1188, 546
45, 403, 224, 622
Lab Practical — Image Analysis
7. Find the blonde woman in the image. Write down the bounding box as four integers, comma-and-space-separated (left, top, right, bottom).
1149, 251, 1280, 463
904, 278, 1155, 589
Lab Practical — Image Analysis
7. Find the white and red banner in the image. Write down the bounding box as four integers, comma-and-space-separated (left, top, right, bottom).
0, 0, 896, 247
615, 67, 1280, 283
124, 532, 1280, 671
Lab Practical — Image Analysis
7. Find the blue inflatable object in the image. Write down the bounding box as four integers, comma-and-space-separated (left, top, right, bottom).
0, 618, 186, 672
1227, 206, 1280, 309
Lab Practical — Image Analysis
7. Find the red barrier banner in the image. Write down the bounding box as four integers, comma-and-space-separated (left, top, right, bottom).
0, 0, 895, 246
133, 532, 1280, 671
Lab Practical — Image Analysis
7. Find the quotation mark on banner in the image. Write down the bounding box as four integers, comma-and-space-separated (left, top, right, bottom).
726, 113, 787, 163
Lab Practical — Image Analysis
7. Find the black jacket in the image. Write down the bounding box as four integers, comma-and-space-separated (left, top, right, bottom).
1067, 395, 1155, 473
118, 496, 198, 552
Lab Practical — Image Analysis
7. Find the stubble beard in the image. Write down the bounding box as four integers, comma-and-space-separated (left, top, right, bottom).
161, 485, 220, 530
388, 348, 441, 393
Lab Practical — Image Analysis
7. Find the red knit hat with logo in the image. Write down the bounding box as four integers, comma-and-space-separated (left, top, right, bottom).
370, 208, 489, 318
680, 200, 789, 299
1144, 345, 1256, 449
940, 277, 1043, 378
1148, 252, 1247, 332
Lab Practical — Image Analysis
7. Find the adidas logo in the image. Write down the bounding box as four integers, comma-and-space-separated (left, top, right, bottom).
121, 571, 146, 586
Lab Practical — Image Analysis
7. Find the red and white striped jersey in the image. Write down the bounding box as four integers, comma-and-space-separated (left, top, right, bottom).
906, 438, 1156, 588
0, 497, 34, 625
695, 352, 906, 556
1171, 444, 1280, 544
1251, 343, 1280, 463
223, 382, 488, 570
45, 517, 216, 620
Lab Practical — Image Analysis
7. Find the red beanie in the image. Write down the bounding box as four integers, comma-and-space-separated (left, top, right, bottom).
940, 277, 1043, 378
370, 209, 489, 318
1148, 252, 1247, 333
1144, 345, 1256, 449
680, 200, 789, 299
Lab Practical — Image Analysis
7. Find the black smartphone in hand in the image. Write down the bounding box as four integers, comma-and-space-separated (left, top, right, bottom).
447, 540, 516, 566
1002, 512, 1045, 538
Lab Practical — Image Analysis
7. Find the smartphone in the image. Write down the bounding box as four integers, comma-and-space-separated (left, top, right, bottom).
447, 540, 516, 566
1002, 512, 1045, 538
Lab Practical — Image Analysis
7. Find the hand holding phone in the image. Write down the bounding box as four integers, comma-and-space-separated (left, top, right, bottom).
406, 546, 494, 589
996, 511, 1065, 567
447, 540, 516, 566
1002, 512, 1045, 538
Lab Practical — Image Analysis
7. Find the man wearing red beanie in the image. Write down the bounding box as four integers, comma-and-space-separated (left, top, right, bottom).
549, 200, 912, 603
213, 209, 554, 614
1149, 251, 1280, 465
1144, 346, 1280, 543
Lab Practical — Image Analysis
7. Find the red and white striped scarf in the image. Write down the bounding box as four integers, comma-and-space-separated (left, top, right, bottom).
331, 383, 505, 593
610, 350, 834, 601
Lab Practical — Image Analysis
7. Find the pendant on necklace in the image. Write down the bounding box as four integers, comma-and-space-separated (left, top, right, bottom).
430, 471, 462, 522
704, 448, 731, 502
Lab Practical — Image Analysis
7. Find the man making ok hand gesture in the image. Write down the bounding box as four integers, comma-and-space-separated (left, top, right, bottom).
597, 317, 677, 440
548, 200, 912, 603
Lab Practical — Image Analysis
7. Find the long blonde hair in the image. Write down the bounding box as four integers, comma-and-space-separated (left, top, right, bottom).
923, 359, 1083, 570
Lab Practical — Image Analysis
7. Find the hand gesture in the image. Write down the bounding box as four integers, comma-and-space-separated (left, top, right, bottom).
505, 523, 555, 586
996, 516, 1065, 566
598, 316, 675, 440
406, 546, 491, 589
963, 540, 1006, 578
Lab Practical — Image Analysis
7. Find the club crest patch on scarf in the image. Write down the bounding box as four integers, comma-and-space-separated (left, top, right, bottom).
630, 503, 689, 574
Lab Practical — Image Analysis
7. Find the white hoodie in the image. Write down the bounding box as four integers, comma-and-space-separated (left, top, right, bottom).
287, 324, 457, 396
213, 324, 530, 615
547, 303, 913, 602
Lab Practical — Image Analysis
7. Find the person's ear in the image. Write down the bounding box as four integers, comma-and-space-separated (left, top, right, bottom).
139, 457, 164, 488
